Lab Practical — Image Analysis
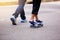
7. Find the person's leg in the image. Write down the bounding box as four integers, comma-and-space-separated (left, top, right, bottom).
33, 0, 41, 20
35, 0, 41, 21
10, 4, 24, 25
19, 0, 26, 23
34, 0, 43, 24
13, 4, 25, 18
20, 9, 26, 20
13, 0, 26, 18
29, 0, 39, 27
30, 0, 41, 21
20, 9, 27, 23
34, 0, 43, 26
29, 0, 42, 27
10, 0, 26, 25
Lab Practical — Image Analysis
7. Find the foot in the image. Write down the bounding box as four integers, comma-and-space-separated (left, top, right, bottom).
36, 20, 43, 26
21, 19, 27, 23
29, 21, 39, 28
10, 18, 17, 25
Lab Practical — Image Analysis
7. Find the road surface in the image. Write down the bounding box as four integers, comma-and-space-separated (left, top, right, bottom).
0, 2, 60, 40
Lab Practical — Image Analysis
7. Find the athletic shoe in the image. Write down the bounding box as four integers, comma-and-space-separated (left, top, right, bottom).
29, 21, 39, 28
10, 17, 16, 25
21, 19, 27, 23
36, 20, 43, 26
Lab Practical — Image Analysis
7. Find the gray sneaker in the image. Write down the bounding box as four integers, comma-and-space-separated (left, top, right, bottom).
10, 16, 17, 25
21, 19, 27, 23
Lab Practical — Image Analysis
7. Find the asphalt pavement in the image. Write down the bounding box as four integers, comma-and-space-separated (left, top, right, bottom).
0, 2, 60, 40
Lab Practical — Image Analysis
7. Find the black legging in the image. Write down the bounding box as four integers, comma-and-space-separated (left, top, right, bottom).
32, 0, 41, 15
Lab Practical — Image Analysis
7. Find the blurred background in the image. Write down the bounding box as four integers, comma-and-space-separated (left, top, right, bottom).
0, 0, 60, 6
42, 0, 60, 2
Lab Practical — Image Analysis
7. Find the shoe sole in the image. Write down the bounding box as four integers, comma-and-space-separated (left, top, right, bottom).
30, 25, 41, 28
30, 23, 43, 28
38, 23, 43, 27
21, 20, 27, 23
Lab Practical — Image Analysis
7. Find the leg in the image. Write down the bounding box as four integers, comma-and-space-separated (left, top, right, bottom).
29, 0, 43, 28
20, 7, 26, 20
30, 0, 41, 21
13, 4, 25, 18
10, 0, 26, 25
10, 5, 23, 25
20, 9, 27, 23
19, 0, 26, 23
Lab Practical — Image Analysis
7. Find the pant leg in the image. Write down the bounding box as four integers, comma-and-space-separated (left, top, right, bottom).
13, 0, 26, 18
20, 0, 26, 20
20, 9, 26, 20
32, 0, 41, 15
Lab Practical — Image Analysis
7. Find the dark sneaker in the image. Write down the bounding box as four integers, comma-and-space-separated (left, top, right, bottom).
21, 19, 27, 23
36, 20, 43, 26
29, 21, 39, 28
10, 18, 17, 25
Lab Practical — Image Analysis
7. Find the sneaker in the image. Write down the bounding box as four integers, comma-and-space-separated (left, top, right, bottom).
36, 20, 43, 26
10, 18, 17, 25
21, 19, 27, 23
29, 21, 39, 28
